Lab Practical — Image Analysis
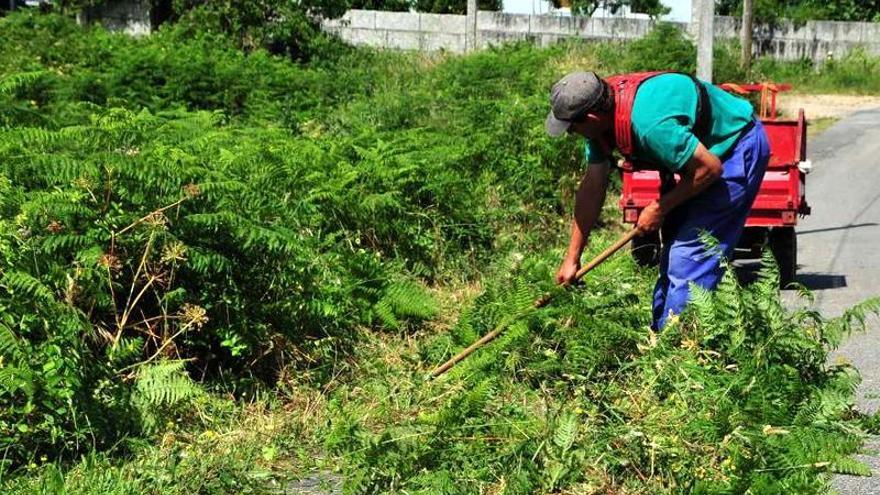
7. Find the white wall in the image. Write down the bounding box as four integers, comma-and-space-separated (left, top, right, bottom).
323, 9, 880, 63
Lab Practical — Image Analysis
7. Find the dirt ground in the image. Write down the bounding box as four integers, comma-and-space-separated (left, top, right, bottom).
777, 94, 880, 119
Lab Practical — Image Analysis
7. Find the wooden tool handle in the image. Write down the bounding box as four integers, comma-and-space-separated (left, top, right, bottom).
429, 227, 641, 378
573, 227, 641, 281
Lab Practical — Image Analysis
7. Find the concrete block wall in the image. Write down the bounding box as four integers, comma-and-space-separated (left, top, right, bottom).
323, 11, 469, 52
727, 16, 880, 61
324, 9, 880, 63
78, 1, 880, 63
325, 10, 666, 53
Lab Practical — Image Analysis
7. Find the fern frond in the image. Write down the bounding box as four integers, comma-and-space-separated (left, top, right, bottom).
0, 365, 35, 397
374, 281, 438, 330
831, 457, 872, 477
754, 249, 781, 298
2, 271, 55, 303
374, 299, 399, 330
0, 324, 23, 359
552, 412, 578, 453
689, 282, 717, 337
824, 297, 880, 349
134, 360, 200, 406
0, 72, 44, 95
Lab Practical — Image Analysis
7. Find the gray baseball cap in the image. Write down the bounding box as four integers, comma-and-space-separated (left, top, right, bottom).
545, 71, 605, 137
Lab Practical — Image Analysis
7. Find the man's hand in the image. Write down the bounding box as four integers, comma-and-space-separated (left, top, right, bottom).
555, 257, 581, 285
637, 143, 723, 234
637, 201, 665, 233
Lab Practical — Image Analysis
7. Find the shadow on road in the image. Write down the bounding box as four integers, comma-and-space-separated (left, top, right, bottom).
798, 223, 878, 235
795, 273, 849, 290
732, 261, 848, 291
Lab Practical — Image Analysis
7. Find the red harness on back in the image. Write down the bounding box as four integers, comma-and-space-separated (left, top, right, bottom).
606, 71, 667, 159
598, 71, 711, 168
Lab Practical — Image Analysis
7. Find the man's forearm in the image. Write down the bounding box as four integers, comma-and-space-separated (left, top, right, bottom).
657, 169, 713, 214
657, 146, 723, 215
565, 162, 609, 261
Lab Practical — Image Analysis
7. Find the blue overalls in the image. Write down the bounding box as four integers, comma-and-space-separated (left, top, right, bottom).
651, 119, 771, 330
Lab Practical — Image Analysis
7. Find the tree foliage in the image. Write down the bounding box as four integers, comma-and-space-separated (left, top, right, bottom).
717, 0, 880, 23
413, 0, 502, 14
549, 0, 669, 17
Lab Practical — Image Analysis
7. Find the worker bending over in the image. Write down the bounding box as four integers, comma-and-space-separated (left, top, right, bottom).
546, 71, 770, 330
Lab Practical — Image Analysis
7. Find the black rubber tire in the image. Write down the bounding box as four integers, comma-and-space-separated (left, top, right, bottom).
631, 231, 661, 267
769, 227, 797, 288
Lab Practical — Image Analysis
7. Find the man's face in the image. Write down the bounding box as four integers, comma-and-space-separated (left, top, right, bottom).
566, 113, 606, 139
566, 120, 591, 138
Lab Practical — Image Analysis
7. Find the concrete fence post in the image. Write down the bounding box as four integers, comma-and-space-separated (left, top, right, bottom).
693, 0, 714, 82
741, 0, 754, 71
466, 0, 478, 51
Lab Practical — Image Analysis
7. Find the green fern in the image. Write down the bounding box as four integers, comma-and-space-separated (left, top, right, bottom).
0, 324, 23, 360
374, 281, 438, 330
831, 457, 872, 477
552, 412, 578, 453
2, 271, 55, 303
133, 360, 202, 432
825, 298, 880, 349
0, 72, 43, 96
134, 360, 200, 407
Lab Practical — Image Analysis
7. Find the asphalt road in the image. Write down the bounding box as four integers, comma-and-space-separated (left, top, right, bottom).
787, 108, 880, 494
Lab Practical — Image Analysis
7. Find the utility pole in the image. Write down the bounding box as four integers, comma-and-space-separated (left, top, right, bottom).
466, 0, 478, 52
741, 0, 754, 73
693, 0, 714, 82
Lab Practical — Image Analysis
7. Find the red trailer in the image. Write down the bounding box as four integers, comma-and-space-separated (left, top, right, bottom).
618, 83, 811, 285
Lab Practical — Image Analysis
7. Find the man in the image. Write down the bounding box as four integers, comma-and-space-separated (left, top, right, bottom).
546, 71, 770, 330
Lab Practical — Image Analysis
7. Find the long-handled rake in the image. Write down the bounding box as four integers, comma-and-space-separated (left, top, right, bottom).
429, 227, 642, 378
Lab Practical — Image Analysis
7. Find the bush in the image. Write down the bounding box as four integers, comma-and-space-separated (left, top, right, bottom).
0, 12, 384, 128
325, 251, 879, 493
0, 14, 578, 467
752, 48, 880, 94
619, 23, 696, 73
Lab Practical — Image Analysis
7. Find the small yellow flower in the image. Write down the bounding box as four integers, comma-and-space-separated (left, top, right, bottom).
98, 253, 122, 272
183, 183, 201, 198
180, 303, 208, 329
161, 241, 187, 264
762, 424, 790, 435
144, 211, 168, 228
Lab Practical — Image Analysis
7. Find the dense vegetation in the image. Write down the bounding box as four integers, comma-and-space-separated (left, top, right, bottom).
1, 9, 879, 494
717, 0, 880, 23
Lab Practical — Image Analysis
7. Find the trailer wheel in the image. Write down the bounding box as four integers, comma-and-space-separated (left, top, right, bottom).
769, 227, 797, 287
631, 231, 661, 267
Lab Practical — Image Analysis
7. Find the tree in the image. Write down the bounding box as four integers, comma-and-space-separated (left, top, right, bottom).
412, 0, 500, 14
549, 0, 669, 17
161, 0, 353, 61
349, 0, 412, 11
717, 0, 880, 23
